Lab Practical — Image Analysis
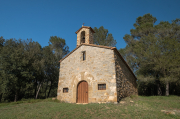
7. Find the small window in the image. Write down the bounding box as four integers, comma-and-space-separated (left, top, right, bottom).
82, 51, 86, 61
98, 84, 106, 90
63, 88, 68, 93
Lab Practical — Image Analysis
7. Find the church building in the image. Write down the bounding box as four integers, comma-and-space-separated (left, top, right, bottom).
57, 26, 137, 103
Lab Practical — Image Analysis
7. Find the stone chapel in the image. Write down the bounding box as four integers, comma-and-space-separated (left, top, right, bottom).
57, 26, 137, 103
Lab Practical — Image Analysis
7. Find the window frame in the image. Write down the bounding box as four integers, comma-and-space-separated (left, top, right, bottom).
82, 51, 86, 61
98, 84, 106, 90
63, 88, 69, 93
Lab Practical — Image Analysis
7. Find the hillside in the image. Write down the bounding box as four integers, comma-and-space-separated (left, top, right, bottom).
0, 96, 180, 119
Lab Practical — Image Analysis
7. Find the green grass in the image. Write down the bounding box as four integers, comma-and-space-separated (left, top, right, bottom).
0, 96, 180, 119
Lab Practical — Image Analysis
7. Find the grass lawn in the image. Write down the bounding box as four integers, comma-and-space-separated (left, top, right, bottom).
0, 96, 180, 119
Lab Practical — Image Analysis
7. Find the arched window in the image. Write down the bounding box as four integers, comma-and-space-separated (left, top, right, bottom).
81, 31, 85, 43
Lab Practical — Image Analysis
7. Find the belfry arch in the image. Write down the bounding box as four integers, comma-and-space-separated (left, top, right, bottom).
75, 26, 95, 47
81, 31, 85, 43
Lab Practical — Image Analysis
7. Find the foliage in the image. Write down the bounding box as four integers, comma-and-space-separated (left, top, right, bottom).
48, 36, 69, 60
0, 36, 5, 50
119, 14, 180, 96
93, 26, 117, 47
0, 36, 69, 102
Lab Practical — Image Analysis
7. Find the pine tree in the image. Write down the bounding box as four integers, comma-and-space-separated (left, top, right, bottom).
120, 14, 180, 96
93, 26, 117, 47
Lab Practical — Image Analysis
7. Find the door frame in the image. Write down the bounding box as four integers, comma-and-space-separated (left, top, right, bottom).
76, 80, 88, 103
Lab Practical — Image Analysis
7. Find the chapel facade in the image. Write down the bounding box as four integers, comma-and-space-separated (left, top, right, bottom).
57, 26, 137, 103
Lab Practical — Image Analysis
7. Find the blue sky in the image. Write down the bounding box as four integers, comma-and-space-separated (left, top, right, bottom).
1, 0, 180, 52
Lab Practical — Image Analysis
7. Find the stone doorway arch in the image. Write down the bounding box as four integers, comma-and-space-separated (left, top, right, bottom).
71, 72, 94, 103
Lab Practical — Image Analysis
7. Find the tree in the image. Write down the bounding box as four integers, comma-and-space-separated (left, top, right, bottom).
120, 14, 180, 96
93, 26, 117, 47
0, 36, 5, 50
0, 38, 45, 101
25, 40, 45, 99
0, 36, 70, 102
0, 36, 5, 100
41, 46, 59, 98
154, 19, 180, 96
0, 39, 30, 101
44, 36, 69, 98
48, 36, 69, 60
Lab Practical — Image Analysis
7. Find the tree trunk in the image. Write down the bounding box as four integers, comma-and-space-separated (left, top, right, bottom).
34, 79, 37, 99
14, 91, 18, 102
35, 82, 42, 99
47, 81, 52, 98
44, 81, 48, 98
0, 93, 2, 102
157, 83, 162, 96
166, 82, 169, 96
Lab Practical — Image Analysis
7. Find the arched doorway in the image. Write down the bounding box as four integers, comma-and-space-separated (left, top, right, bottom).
77, 81, 88, 103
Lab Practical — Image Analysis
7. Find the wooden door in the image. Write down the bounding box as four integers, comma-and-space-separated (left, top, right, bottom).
77, 81, 88, 103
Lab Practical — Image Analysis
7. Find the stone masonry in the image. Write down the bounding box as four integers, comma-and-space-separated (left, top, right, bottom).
114, 51, 138, 102
57, 45, 117, 103
57, 26, 137, 103
76, 26, 94, 47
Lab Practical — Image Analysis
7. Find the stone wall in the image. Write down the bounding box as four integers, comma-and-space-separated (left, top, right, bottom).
57, 45, 117, 103
77, 28, 93, 47
114, 52, 138, 102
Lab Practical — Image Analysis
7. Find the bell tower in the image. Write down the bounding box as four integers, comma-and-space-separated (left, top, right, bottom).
75, 26, 95, 47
